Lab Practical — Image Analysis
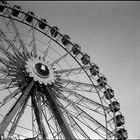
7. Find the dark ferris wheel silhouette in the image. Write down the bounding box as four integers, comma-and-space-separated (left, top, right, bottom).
0, 1, 128, 140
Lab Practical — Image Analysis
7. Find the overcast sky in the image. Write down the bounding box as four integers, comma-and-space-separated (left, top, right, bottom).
8, 1, 140, 139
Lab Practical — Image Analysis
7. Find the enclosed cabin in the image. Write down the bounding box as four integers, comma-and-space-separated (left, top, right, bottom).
114, 114, 125, 127
81, 53, 90, 65
104, 88, 114, 100
0, 1, 7, 12
50, 26, 59, 38
97, 76, 107, 88
11, 5, 21, 17
116, 128, 128, 140
61, 34, 71, 46
109, 101, 120, 112
72, 43, 81, 56
38, 18, 47, 30
25, 11, 35, 23
89, 64, 99, 76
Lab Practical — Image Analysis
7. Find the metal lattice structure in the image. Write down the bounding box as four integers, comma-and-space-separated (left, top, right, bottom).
0, 2, 128, 140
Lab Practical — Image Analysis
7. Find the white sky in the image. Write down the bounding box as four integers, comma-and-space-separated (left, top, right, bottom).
4, 1, 140, 139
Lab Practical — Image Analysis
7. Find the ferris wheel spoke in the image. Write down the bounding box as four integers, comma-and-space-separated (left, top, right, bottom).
0, 78, 13, 85
59, 78, 98, 92
42, 43, 51, 61
57, 100, 90, 139
70, 112, 106, 139
0, 79, 17, 90
41, 94, 68, 139
62, 87, 95, 93
0, 75, 23, 87
0, 56, 12, 67
42, 36, 53, 60
50, 52, 69, 67
0, 29, 26, 61
68, 115, 91, 139
4, 8, 29, 56
57, 95, 111, 137
73, 105, 111, 136
0, 55, 25, 75
57, 100, 107, 139
0, 56, 20, 72
0, 42, 14, 61
0, 67, 8, 75
44, 86, 76, 139
41, 94, 65, 139
41, 108, 56, 139
0, 42, 26, 67
31, 92, 48, 139
0, 31, 21, 60
0, 83, 27, 108
67, 114, 90, 139
8, 90, 30, 136
30, 21, 37, 58
54, 65, 91, 77
0, 66, 20, 76
0, 85, 14, 91
59, 88, 108, 113
0, 80, 34, 135
57, 94, 104, 123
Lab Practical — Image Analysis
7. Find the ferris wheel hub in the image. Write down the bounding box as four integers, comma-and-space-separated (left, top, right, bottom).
34, 63, 50, 78
25, 57, 56, 85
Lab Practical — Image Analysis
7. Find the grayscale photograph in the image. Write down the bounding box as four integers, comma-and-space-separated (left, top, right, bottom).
0, 1, 139, 139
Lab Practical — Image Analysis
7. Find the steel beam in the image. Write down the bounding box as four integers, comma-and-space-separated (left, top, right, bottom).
0, 29, 25, 60
0, 81, 34, 135
59, 78, 97, 90
5, 8, 29, 56
8, 92, 30, 136
44, 86, 76, 139
31, 92, 48, 139
30, 21, 37, 57
55, 66, 90, 77
50, 53, 68, 67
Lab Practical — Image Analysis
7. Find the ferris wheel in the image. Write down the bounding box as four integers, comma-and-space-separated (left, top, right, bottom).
0, 1, 128, 140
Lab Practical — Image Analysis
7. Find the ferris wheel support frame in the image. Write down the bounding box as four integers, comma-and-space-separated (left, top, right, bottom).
0, 81, 34, 135
44, 86, 76, 139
